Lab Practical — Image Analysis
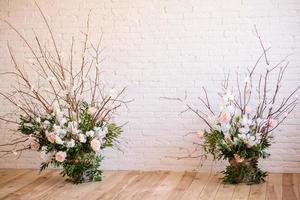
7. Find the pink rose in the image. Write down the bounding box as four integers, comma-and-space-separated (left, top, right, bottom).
219, 112, 231, 124
90, 139, 101, 152
55, 151, 66, 162
47, 132, 56, 143
30, 142, 40, 151
196, 131, 204, 139
87, 107, 98, 116
268, 118, 278, 128
234, 154, 244, 163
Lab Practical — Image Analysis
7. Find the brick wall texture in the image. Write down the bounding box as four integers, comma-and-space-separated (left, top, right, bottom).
0, 0, 299, 172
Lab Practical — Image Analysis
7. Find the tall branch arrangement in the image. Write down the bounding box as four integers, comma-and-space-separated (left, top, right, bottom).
163, 28, 299, 184
0, 2, 130, 183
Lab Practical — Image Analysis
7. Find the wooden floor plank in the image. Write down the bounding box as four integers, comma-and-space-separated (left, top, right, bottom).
0, 169, 298, 200
46, 171, 117, 200
231, 184, 251, 200
248, 176, 268, 200
1, 170, 58, 200
130, 172, 169, 200
198, 173, 221, 200
145, 172, 185, 200
266, 173, 283, 200
282, 173, 298, 200
214, 183, 236, 200
166, 172, 196, 200
112, 172, 152, 200
180, 173, 211, 200
0, 169, 29, 185
96, 171, 141, 200
0, 170, 42, 199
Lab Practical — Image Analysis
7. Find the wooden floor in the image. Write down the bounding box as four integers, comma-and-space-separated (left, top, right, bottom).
0, 169, 299, 200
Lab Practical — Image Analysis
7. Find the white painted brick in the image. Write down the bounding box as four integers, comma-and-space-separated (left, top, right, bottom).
0, 0, 299, 173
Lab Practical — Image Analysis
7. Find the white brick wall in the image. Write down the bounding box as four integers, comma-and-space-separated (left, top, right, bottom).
0, 0, 300, 172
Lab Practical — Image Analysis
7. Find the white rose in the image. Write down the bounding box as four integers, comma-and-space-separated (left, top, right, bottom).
36, 117, 41, 123
55, 135, 64, 145
79, 134, 87, 143
59, 117, 68, 126
90, 139, 101, 152
68, 121, 78, 134
66, 139, 75, 148
86, 130, 95, 138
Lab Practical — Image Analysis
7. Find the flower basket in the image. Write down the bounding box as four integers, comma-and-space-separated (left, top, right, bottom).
0, 2, 129, 184
222, 156, 267, 184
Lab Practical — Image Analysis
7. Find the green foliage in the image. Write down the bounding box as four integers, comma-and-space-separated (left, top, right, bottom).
18, 102, 123, 184
222, 159, 268, 185
61, 153, 103, 184
202, 115, 272, 184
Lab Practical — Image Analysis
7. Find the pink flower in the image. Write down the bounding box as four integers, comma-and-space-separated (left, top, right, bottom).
196, 131, 204, 139
234, 154, 244, 163
87, 107, 98, 116
47, 132, 56, 143
30, 142, 40, 151
268, 118, 278, 128
219, 112, 231, 124
90, 139, 101, 152
55, 151, 66, 162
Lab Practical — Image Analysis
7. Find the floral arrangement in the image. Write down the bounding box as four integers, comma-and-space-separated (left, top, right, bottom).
0, 3, 129, 184
164, 29, 299, 184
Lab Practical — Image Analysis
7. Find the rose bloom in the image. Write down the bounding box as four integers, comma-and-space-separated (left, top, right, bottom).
55, 151, 67, 162
30, 142, 40, 151
47, 132, 56, 143
196, 131, 204, 139
87, 107, 98, 116
234, 154, 244, 163
218, 112, 231, 124
268, 118, 278, 128
91, 139, 101, 152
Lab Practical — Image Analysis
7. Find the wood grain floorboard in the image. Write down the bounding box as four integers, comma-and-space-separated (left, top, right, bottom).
0, 169, 299, 200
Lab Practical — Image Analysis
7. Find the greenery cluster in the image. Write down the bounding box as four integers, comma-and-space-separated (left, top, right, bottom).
203, 115, 271, 184
18, 102, 122, 184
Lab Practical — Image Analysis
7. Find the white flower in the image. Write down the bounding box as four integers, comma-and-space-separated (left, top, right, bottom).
46, 131, 56, 143
68, 121, 79, 134
78, 134, 87, 143
221, 123, 231, 133
223, 92, 234, 104
55, 135, 64, 145
59, 117, 68, 126
86, 130, 95, 138
241, 115, 253, 126
36, 117, 41, 123
249, 135, 256, 141
94, 126, 107, 139
239, 127, 249, 134
56, 128, 67, 138
90, 139, 101, 152
66, 139, 75, 148
42, 120, 50, 129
